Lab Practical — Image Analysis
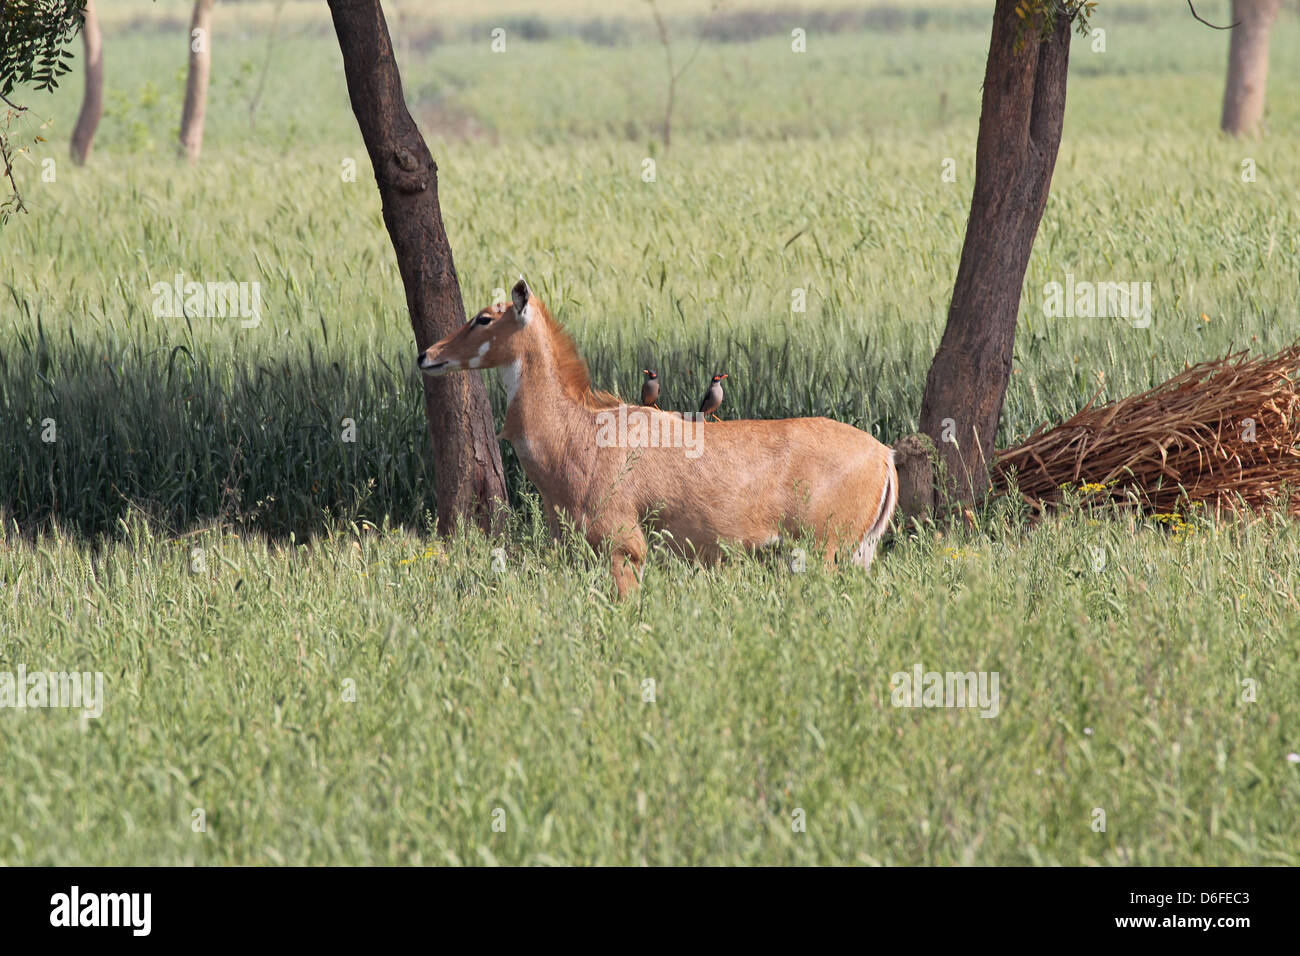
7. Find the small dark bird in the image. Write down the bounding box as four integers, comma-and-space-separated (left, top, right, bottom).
699, 373, 727, 420
640, 369, 660, 408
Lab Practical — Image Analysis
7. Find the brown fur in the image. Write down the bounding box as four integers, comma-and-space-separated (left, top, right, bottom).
420, 286, 897, 599
543, 311, 621, 411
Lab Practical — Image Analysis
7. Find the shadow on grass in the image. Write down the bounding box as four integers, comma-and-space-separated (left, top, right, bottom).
0, 328, 915, 541
2, 333, 450, 539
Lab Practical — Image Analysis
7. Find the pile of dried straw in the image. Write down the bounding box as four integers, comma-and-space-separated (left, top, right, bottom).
993, 344, 1300, 517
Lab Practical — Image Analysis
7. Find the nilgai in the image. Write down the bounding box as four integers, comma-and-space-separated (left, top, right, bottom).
418, 279, 896, 599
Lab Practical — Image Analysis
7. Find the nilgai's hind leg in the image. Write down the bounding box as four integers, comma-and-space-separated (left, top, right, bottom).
852, 457, 898, 569
593, 524, 646, 600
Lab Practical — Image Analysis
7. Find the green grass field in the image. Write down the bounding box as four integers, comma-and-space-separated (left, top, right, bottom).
1, 0, 1297, 864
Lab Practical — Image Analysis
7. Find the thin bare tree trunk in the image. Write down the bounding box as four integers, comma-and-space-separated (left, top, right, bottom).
916, 1, 1074, 507
647, 0, 701, 150
246, 0, 284, 130
178, 0, 215, 161
69, 0, 103, 166
326, 0, 509, 534
1220, 0, 1281, 137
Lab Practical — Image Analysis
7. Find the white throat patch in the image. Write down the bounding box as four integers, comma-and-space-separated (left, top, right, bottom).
500, 360, 523, 406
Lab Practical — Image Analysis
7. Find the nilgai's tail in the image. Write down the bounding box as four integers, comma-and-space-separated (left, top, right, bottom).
856, 448, 898, 568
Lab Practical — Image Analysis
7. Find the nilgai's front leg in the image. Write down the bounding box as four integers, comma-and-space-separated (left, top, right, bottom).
595, 524, 646, 600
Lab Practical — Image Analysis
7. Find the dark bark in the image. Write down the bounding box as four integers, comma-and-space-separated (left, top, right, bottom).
327, 0, 508, 534
917, 0, 1074, 506
1221, 0, 1281, 137
69, 0, 102, 166
893, 432, 937, 521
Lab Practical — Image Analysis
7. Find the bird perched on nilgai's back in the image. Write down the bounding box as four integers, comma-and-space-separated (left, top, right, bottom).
640, 370, 660, 408
699, 373, 727, 420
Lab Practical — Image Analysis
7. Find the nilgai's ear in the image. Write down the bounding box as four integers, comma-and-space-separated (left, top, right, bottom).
511, 278, 531, 324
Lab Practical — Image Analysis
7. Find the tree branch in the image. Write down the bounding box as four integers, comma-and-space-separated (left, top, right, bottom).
1187, 0, 1238, 30
0, 130, 27, 215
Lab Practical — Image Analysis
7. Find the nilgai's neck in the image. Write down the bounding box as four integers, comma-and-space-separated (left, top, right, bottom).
497, 333, 598, 473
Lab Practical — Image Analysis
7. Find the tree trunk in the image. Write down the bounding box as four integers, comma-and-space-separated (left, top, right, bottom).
1220, 0, 1281, 137
178, 0, 215, 162
326, 0, 508, 534
917, 1, 1073, 507
68, 0, 102, 166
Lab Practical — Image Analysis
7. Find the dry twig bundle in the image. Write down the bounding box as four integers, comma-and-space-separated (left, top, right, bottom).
993, 344, 1300, 517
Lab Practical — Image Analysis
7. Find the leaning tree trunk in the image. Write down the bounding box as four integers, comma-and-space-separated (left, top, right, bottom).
178, 0, 215, 161
327, 0, 508, 534
68, 0, 102, 166
914, 1, 1073, 508
1220, 0, 1282, 137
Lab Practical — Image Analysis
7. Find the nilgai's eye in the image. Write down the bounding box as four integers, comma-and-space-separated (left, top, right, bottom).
475, 314, 492, 326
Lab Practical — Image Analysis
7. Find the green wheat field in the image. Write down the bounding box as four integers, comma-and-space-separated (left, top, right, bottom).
1, 0, 1297, 864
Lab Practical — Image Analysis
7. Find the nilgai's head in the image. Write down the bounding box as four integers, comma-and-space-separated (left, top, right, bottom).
418, 278, 536, 376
